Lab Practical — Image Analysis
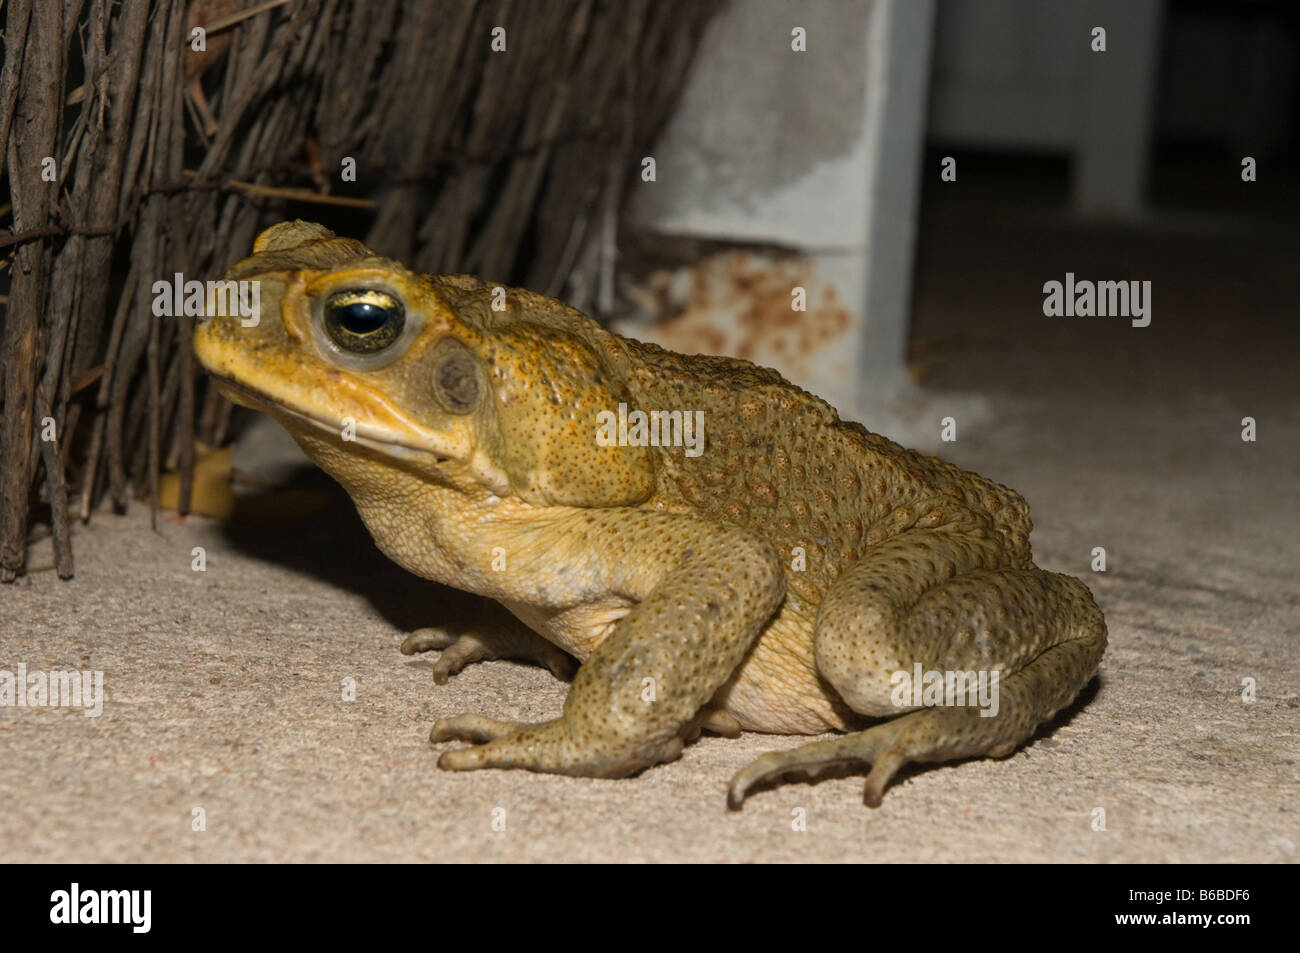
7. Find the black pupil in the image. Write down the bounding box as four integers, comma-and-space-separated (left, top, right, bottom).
337, 302, 387, 335
324, 291, 404, 354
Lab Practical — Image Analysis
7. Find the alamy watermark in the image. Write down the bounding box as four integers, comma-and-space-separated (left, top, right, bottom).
153, 272, 261, 326
595, 402, 705, 458
0, 663, 103, 717
890, 664, 1000, 717
50, 883, 150, 933
1042, 272, 1151, 327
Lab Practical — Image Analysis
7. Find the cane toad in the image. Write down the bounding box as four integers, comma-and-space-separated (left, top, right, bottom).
194, 221, 1107, 806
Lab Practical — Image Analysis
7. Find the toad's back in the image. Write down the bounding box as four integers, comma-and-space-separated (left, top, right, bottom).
613, 336, 1037, 602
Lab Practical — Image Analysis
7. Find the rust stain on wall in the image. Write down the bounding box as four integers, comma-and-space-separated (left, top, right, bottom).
619, 251, 853, 385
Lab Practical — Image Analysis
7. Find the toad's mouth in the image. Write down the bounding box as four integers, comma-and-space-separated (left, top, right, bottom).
206, 372, 453, 465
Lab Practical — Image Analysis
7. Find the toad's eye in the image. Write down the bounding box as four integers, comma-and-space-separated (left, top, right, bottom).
323, 289, 404, 354
432, 339, 483, 414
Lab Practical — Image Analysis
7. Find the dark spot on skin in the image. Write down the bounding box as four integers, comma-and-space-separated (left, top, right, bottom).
434, 346, 481, 412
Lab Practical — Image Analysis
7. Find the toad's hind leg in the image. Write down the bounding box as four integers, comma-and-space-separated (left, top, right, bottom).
728, 533, 1106, 807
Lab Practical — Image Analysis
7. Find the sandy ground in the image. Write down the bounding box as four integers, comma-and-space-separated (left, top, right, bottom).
3, 197, 1297, 863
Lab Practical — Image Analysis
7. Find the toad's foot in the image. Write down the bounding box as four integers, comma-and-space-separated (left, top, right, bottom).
431, 705, 740, 773
430, 713, 687, 776
727, 721, 923, 809
401, 615, 574, 685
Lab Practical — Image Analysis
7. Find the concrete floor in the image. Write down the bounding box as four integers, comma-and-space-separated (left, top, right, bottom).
3, 182, 1297, 863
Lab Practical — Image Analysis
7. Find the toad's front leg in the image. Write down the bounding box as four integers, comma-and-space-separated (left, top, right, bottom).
401, 598, 575, 684
431, 511, 785, 777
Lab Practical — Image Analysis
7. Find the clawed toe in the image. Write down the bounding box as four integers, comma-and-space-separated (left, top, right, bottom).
401, 627, 457, 656
428, 713, 524, 745
728, 755, 834, 809
430, 637, 490, 684
727, 734, 902, 809
430, 714, 538, 772
862, 750, 908, 807
727, 752, 792, 809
